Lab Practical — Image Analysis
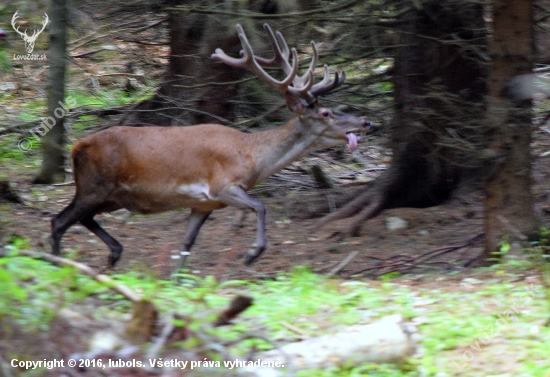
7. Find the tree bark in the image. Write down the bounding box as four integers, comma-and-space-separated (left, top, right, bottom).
33, 0, 68, 184
121, 0, 307, 127
121, 0, 241, 126
483, 0, 538, 261
316, 1, 488, 235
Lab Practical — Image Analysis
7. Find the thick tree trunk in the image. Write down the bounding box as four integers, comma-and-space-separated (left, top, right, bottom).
317, 1, 487, 235
34, 0, 68, 184
483, 0, 538, 261
122, 0, 305, 127
122, 0, 242, 126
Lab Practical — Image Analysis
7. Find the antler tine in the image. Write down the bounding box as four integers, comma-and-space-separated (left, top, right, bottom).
211, 25, 253, 68
253, 24, 289, 69
309, 66, 346, 98
291, 41, 318, 88
254, 24, 319, 101
275, 30, 291, 61
212, 24, 298, 93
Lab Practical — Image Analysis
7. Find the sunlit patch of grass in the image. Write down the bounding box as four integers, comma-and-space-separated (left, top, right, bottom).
68, 86, 155, 109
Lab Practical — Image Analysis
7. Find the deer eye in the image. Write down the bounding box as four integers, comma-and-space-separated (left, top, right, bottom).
321, 110, 330, 117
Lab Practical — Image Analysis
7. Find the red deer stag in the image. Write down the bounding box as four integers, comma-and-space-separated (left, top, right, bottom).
51, 24, 371, 271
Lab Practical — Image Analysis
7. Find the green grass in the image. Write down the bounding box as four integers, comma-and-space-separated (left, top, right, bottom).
69, 89, 138, 108
1, 241, 549, 377
0, 134, 35, 162
0, 249, 106, 331
0, 86, 156, 169
0, 49, 12, 74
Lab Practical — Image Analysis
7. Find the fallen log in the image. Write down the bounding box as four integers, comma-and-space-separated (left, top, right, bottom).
239, 314, 419, 376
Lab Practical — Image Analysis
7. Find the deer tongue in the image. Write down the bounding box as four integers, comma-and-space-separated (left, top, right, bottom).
347, 133, 358, 151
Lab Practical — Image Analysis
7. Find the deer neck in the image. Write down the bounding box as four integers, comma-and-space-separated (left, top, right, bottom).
249, 116, 321, 185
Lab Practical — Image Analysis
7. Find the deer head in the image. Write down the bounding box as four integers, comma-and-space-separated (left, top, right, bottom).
11, 11, 49, 54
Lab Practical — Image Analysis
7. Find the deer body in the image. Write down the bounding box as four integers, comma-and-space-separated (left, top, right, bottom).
72, 120, 329, 212
51, 24, 370, 270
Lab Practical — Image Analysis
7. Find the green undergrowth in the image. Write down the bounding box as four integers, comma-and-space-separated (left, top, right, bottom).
0, 86, 155, 166
0, 49, 12, 74
1, 242, 549, 376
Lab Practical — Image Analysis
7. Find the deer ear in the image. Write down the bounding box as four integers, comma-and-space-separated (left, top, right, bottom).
285, 92, 308, 114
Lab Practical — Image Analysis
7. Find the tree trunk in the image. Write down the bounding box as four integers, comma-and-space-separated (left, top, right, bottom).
483, 0, 538, 262
316, 1, 488, 235
121, 0, 307, 127
121, 0, 240, 126
33, 0, 68, 184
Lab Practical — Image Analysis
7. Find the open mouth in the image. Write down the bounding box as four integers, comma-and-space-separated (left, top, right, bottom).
346, 120, 372, 151
346, 132, 361, 151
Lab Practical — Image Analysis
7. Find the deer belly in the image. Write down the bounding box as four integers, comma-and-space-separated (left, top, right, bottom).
112, 182, 224, 214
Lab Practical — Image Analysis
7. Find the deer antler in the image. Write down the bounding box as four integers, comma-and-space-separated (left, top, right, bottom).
253, 24, 316, 94
212, 24, 298, 93
212, 23, 345, 104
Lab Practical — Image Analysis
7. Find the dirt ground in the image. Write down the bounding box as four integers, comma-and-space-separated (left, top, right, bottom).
2, 13, 550, 283
3, 125, 550, 281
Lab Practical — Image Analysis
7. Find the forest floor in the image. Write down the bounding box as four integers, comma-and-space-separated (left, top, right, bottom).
2, 139, 550, 377
2, 16, 550, 282
2, 29, 550, 376
3, 124, 550, 281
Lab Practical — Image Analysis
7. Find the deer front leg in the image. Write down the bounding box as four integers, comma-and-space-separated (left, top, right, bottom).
175, 210, 211, 271
217, 186, 266, 265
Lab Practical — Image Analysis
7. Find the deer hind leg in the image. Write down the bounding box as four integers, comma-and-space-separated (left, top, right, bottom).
217, 186, 266, 266
80, 215, 123, 267
232, 209, 249, 230
52, 194, 122, 265
51, 197, 98, 256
